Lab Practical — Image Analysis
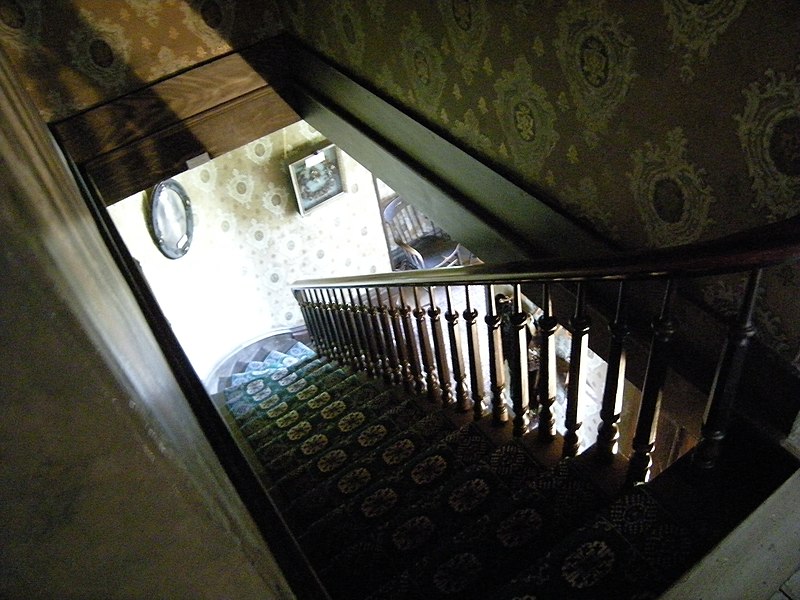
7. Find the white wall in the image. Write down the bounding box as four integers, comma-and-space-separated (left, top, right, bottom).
109, 122, 391, 380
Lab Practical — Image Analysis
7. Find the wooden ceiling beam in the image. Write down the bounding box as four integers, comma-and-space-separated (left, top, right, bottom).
51, 38, 299, 205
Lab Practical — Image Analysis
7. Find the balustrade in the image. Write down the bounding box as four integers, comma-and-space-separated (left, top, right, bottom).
293, 216, 800, 479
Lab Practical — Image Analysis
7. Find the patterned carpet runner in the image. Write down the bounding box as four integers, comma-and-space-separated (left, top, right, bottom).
218, 341, 732, 599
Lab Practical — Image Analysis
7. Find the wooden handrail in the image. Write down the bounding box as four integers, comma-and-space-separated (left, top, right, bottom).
293, 214, 800, 480
293, 215, 800, 289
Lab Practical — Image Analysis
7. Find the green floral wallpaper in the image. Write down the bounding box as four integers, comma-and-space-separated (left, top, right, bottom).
0, 0, 280, 121
279, 0, 800, 374
1, 0, 799, 374
108, 122, 391, 379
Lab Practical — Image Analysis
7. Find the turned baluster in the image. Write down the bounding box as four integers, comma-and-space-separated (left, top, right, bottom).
537, 284, 558, 441
294, 291, 311, 344
355, 288, 379, 377
596, 281, 630, 462
346, 288, 369, 372
339, 289, 362, 370
399, 287, 425, 394
463, 285, 486, 420
564, 282, 590, 457
321, 289, 341, 361
314, 289, 339, 359
413, 286, 441, 403
327, 289, 353, 364
485, 284, 509, 426
379, 288, 402, 385
305, 289, 327, 352
509, 284, 531, 437
366, 288, 389, 380
388, 287, 413, 392
428, 286, 453, 406
445, 286, 471, 412
694, 269, 762, 470
627, 279, 676, 485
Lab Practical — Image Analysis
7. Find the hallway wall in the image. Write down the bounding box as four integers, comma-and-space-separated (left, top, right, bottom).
279, 0, 800, 373
0, 43, 293, 598
109, 121, 391, 379
1, 3, 797, 372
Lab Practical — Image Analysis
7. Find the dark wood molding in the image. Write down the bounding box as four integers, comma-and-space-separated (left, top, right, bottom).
1, 42, 325, 599
82, 85, 298, 203
51, 40, 300, 205
270, 35, 612, 262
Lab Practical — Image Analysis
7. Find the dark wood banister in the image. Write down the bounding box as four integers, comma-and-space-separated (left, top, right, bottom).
294, 215, 800, 481
293, 215, 800, 289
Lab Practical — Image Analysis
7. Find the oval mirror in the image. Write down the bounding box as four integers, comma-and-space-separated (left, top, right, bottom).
147, 179, 193, 259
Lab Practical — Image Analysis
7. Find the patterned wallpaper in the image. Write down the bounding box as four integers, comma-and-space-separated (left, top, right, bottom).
279, 0, 800, 373
109, 122, 391, 379
0, 0, 280, 121
1, 1, 799, 372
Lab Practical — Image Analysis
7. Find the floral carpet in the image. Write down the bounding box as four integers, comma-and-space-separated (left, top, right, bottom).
218, 341, 782, 599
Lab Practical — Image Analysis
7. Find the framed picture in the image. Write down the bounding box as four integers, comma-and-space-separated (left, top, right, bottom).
289, 144, 345, 215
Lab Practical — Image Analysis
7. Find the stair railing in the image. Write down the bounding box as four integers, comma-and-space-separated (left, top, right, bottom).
292, 216, 800, 484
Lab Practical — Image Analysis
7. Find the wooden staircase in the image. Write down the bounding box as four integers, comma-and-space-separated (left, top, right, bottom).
210, 329, 793, 597
203, 216, 800, 598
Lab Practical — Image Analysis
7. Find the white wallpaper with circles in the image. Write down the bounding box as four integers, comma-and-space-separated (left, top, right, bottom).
109, 121, 391, 380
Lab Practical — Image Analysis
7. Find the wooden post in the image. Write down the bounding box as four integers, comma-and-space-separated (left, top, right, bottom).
315, 289, 338, 359
388, 287, 413, 392
378, 288, 401, 385
485, 285, 509, 426
333, 289, 361, 370
413, 286, 441, 403
346, 288, 368, 372
428, 286, 453, 406
509, 284, 531, 437
564, 282, 590, 457
399, 287, 425, 394
365, 288, 389, 380
463, 285, 486, 420
355, 288, 379, 377
445, 285, 471, 412
596, 281, 629, 462
627, 279, 676, 485
537, 284, 558, 441
694, 269, 762, 470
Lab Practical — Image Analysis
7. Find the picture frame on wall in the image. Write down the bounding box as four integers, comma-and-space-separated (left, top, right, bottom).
289, 144, 345, 215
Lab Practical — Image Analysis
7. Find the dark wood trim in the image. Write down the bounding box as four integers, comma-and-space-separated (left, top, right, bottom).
270, 34, 611, 262
2, 43, 328, 598
51, 40, 300, 205
81, 85, 298, 204
292, 214, 800, 288
65, 154, 331, 600
51, 51, 273, 163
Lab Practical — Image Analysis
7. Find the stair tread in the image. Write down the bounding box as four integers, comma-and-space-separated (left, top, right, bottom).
214, 339, 796, 600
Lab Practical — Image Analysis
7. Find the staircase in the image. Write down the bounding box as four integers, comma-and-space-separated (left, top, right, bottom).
209, 218, 800, 598
213, 341, 793, 597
